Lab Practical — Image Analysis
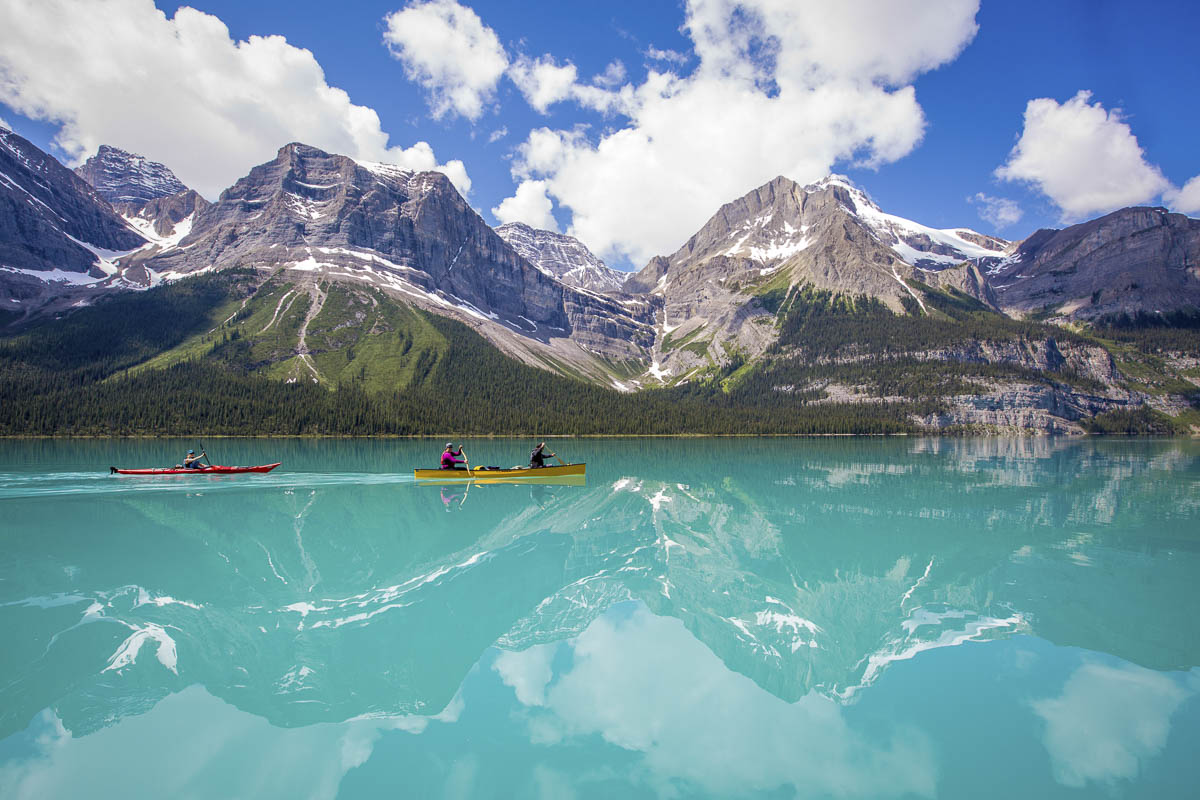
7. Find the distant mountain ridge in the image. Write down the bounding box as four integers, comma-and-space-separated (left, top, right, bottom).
74, 144, 188, 207
989, 205, 1200, 321
495, 221, 627, 294
1, 133, 1197, 434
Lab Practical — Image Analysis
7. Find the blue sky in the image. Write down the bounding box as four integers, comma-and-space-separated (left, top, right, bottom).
1, 0, 1197, 270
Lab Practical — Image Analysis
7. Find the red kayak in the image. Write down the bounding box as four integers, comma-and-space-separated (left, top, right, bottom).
110, 463, 281, 475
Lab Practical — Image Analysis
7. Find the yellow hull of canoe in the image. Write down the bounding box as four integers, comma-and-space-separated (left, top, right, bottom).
414, 463, 586, 481
417, 474, 586, 487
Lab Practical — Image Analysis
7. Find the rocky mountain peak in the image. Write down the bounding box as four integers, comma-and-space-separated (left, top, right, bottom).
74, 144, 188, 206
990, 205, 1200, 321
623, 173, 1010, 382
495, 222, 627, 294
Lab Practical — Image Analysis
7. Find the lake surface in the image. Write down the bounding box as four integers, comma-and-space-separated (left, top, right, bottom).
1, 437, 1198, 799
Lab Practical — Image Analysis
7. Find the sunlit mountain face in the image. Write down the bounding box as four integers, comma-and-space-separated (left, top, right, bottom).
1, 437, 1198, 798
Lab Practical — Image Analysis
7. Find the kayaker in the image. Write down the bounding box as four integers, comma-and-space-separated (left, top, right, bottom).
530, 442, 556, 468
441, 443, 467, 470
183, 449, 208, 469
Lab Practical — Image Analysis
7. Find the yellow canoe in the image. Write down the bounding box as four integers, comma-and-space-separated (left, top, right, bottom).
417, 473, 586, 487
414, 462, 586, 481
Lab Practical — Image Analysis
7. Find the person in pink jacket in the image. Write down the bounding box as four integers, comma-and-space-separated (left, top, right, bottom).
441, 443, 467, 470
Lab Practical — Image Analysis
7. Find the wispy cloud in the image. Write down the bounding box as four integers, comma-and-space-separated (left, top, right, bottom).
644, 46, 688, 65
969, 192, 1023, 229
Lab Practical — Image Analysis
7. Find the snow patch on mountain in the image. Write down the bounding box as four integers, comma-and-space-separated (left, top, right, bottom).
63, 233, 143, 275
0, 265, 105, 286
354, 159, 413, 182
814, 175, 1008, 267
123, 212, 194, 251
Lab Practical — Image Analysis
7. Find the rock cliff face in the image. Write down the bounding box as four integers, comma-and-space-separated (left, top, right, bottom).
625, 175, 1009, 380
137, 143, 654, 373
991, 207, 1200, 321
0, 128, 147, 314
496, 222, 627, 294
74, 144, 188, 207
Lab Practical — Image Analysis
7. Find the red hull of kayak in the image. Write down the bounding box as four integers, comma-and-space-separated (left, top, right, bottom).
112, 463, 281, 475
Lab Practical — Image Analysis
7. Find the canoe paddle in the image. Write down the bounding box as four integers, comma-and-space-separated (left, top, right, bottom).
460, 448, 472, 507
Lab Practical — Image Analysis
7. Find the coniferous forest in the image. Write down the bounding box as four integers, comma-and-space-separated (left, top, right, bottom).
1, 273, 1196, 436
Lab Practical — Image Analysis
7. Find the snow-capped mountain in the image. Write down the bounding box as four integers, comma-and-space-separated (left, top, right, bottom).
624, 174, 1007, 380
495, 222, 627, 294
679, 175, 1007, 275
74, 144, 188, 207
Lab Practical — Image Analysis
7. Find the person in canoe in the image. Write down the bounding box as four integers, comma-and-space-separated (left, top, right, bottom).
529, 442, 556, 468
183, 449, 209, 470
441, 443, 468, 470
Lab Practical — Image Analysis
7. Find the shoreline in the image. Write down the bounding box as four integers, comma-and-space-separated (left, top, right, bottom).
1, 432, 1195, 439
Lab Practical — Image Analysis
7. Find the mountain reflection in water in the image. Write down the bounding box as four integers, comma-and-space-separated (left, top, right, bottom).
1, 437, 1198, 798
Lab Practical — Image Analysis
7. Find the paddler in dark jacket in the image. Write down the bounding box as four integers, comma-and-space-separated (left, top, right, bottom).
530, 442, 555, 468
441, 443, 467, 470
183, 449, 208, 469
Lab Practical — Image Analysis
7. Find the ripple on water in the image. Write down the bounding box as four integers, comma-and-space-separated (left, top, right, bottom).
0, 471, 417, 500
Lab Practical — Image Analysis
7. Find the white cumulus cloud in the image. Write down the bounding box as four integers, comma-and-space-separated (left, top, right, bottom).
969, 192, 1023, 229
491, 179, 558, 232
382, 0, 508, 121
0, 0, 470, 199
497, 0, 981, 265
995, 90, 1170, 221
1165, 175, 1200, 216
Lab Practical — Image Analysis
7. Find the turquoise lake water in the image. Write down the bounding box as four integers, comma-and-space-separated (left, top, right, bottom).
1, 437, 1198, 799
